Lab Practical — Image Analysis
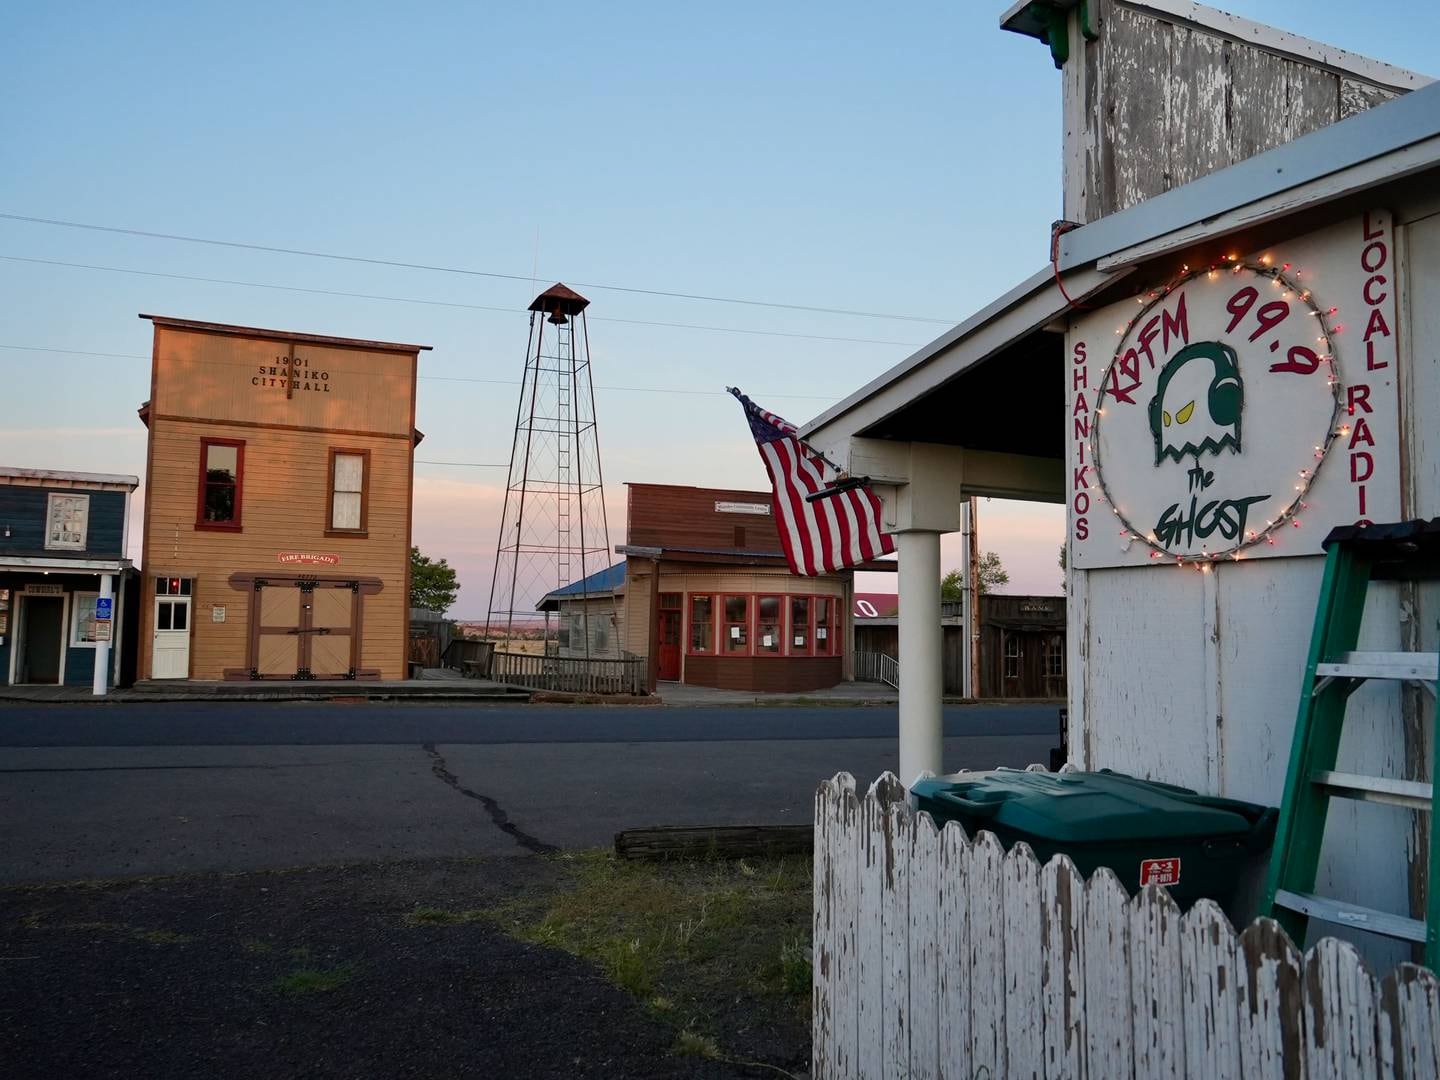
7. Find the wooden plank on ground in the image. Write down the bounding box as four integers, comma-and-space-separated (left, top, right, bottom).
614, 824, 813, 860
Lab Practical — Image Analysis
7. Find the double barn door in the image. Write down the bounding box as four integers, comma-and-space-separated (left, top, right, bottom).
253, 579, 359, 679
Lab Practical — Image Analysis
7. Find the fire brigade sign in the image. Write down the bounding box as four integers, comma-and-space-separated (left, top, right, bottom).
1068, 214, 1400, 568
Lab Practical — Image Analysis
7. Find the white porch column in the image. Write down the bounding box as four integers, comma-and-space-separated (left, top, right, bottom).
897, 529, 943, 784
92, 572, 113, 696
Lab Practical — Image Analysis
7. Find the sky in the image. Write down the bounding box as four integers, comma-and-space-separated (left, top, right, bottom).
3, 2, 1436, 617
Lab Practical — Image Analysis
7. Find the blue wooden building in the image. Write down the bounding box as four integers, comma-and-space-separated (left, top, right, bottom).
0, 467, 139, 692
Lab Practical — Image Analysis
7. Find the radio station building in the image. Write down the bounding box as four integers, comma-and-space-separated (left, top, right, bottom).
136, 315, 428, 681
0, 467, 139, 691
617, 483, 893, 692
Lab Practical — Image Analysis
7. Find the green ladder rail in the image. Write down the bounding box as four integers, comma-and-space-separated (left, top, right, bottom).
1262, 519, 1440, 968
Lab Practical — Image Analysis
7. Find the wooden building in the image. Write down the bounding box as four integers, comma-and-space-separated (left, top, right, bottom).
799, 2, 1433, 964
0, 467, 139, 692
977, 594, 1064, 699
617, 483, 891, 692
135, 315, 429, 681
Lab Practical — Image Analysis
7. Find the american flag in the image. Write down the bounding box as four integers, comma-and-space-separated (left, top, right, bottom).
729, 388, 895, 576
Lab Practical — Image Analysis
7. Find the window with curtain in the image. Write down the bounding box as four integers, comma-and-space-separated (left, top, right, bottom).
329, 450, 367, 533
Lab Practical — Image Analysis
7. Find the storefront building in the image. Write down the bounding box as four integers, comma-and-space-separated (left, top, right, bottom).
0, 467, 139, 692
618, 483, 890, 692
136, 315, 428, 681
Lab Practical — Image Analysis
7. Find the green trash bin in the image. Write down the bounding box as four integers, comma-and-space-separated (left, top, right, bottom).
910, 768, 1277, 908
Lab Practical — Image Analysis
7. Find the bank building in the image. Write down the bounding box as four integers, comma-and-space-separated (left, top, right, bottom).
136, 315, 428, 681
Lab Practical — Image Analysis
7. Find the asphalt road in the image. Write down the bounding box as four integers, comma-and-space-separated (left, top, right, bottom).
0, 702, 1060, 885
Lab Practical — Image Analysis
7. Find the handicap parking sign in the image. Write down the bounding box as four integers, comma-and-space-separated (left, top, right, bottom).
95, 597, 113, 621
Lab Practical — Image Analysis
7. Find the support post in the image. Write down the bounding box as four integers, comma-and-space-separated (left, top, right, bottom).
92, 572, 113, 697
897, 530, 943, 784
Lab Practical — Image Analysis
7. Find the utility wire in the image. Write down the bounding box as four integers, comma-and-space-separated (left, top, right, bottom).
0, 210, 958, 324
0, 342, 837, 400
0, 254, 923, 347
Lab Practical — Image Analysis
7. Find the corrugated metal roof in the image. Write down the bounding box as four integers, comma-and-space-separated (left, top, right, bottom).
535, 561, 626, 610
0, 466, 139, 489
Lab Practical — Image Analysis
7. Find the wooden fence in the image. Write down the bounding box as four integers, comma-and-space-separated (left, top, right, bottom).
490, 649, 645, 695
813, 770, 1440, 1080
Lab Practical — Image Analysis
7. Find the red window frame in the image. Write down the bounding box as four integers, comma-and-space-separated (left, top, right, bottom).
195, 437, 245, 531
687, 594, 716, 655
721, 594, 751, 655
755, 594, 783, 655
789, 595, 812, 655
683, 591, 844, 659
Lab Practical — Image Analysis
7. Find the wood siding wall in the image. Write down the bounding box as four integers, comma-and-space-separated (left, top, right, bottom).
140, 324, 416, 680
627, 484, 783, 552
1063, 0, 1416, 224
685, 655, 842, 692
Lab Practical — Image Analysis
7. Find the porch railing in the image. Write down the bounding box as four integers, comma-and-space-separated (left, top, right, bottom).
490, 650, 645, 696
853, 650, 900, 689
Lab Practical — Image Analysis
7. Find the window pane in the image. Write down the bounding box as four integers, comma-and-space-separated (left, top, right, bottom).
73, 592, 99, 644
723, 595, 749, 653
791, 597, 810, 650
757, 595, 780, 653
815, 597, 832, 652
172, 603, 188, 631
155, 576, 168, 594
334, 453, 364, 493
157, 602, 172, 631
205, 444, 238, 480
204, 483, 236, 522
689, 596, 713, 652
332, 491, 362, 530
180, 579, 192, 596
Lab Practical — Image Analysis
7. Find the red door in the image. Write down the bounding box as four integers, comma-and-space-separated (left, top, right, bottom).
657, 610, 681, 681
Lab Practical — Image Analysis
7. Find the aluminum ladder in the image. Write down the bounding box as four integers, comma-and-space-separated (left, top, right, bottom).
1262, 519, 1440, 968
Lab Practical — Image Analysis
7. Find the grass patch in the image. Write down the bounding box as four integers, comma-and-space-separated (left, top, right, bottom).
480, 849, 811, 1065
271, 965, 355, 996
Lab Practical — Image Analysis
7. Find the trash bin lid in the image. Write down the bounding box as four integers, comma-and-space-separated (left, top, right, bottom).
912, 769, 1265, 843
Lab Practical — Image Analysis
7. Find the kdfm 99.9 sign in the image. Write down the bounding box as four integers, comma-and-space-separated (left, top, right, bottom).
1068, 215, 1400, 569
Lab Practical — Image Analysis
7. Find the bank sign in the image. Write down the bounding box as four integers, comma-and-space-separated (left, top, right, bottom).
1068, 214, 1400, 569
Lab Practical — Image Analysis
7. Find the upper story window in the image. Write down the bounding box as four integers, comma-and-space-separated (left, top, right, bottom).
44, 493, 89, 550
196, 438, 244, 530
327, 449, 369, 536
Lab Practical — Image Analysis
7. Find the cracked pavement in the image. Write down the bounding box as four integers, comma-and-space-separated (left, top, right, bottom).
0, 702, 1059, 883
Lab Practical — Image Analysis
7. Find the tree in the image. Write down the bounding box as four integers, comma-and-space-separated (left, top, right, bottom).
940, 551, 1010, 598
410, 546, 459, 614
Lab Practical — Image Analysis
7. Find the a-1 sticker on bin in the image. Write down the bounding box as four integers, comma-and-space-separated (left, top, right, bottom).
1139, 858, 1181, 887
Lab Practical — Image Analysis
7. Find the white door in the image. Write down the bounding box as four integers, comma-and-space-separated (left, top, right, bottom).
152, 596, 191, 679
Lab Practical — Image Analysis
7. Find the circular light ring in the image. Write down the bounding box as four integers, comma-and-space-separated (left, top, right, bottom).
1089, 261, 1344, 565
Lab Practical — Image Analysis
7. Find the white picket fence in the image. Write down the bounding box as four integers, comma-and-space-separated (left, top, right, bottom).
812, 771, 1440, 1080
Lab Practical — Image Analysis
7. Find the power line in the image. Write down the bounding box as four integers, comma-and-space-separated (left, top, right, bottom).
415, 460, 507, 468
0, 210, 958, 324
0, 254, 924, 347
0, 343, 837, 400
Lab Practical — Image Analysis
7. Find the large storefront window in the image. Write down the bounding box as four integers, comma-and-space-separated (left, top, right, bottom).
815, 597, 834, 655
790, 596, 810, 654
723, 595, 749, 654
756, 595, 782, 654
689, 595, 714, 653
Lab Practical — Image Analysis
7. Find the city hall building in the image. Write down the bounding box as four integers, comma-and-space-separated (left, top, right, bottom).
136, 315, 428, 681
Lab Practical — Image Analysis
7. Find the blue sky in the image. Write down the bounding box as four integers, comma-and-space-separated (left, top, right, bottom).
3, 2, 1435, 615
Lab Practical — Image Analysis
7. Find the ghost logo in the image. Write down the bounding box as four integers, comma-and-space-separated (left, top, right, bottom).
1147, 342, 1243, 466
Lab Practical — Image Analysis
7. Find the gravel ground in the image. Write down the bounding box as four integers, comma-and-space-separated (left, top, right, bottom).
0, 857, 794, 1079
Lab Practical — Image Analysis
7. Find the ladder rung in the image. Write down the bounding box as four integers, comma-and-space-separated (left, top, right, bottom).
1312, 770, 1434, 810
1315, 651, 1438, 682
1273, 890, 1427, 943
